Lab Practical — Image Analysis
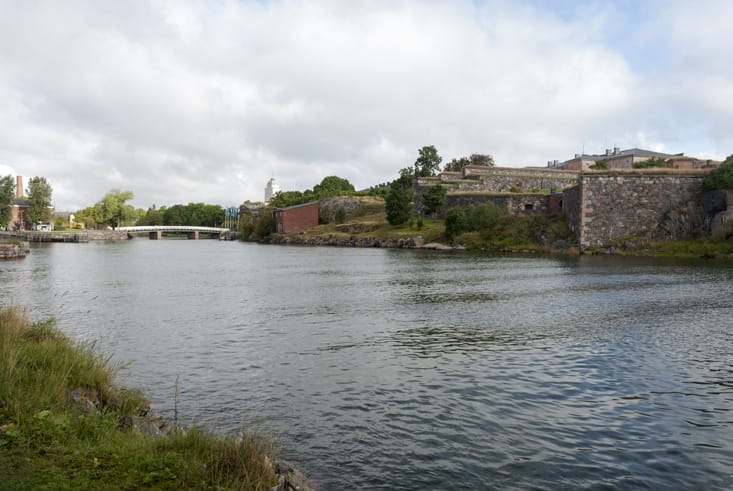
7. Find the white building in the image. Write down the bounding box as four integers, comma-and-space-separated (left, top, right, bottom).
264, 177, 280, 203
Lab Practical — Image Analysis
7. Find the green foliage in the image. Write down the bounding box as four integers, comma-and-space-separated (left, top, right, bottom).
270, 191, 307, 208
312, 176, 355, 198
414, 145, 442, 177
335, 207, 347, 224
160, 203, 224, 227
26, 176, 53, 224
633, 156, 671, 169
443, 153, 495, 172
0, 306, 278, 490
508, 186, 520, 193
422, 184, 447, 217
589, 160, 607, 170
445, 208, 469, 241
704, 154, 733, 190
136, 205, 164, 226
96, 189, 135, 229
0, 174, 14, 227
254, 210, 274, 238
444, 202, 503, 241
385, 180, 412, 225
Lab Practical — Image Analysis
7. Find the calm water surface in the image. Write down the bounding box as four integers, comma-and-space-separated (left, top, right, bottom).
1, 240, 732, 489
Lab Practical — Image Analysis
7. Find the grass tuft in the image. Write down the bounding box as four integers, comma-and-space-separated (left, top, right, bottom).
0, 306, 278, 490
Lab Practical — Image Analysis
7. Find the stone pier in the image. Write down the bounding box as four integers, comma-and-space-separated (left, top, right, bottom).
187, 231, 199, 240
149, 231, 162, 240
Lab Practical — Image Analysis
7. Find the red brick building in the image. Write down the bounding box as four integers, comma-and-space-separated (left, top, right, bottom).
273, 201, 319, 233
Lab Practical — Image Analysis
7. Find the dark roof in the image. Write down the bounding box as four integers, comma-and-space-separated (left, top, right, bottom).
12, 199, 30, 206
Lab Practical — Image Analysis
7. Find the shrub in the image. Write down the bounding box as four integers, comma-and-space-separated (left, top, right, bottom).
334, 207, 346, 224
705, 154, 733, 190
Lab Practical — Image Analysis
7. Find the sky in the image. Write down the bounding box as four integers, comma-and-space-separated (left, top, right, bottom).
1, 0, 732, 211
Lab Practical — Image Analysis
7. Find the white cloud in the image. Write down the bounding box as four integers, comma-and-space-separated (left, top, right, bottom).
0, 0, 730, 210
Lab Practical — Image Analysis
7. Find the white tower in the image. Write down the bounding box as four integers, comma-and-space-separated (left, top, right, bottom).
264, 177, 280, 203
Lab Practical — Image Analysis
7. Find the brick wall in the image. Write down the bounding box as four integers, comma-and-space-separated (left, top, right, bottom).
274, 201, 319, 233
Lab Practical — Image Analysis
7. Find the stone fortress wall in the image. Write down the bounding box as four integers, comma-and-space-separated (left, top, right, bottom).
416, 165, 730, 250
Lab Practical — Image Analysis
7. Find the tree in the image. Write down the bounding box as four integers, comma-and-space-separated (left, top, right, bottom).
385, 180, 412, 225
270, 191, 307, 208
96, 190, 135, 229
444, 153, 495, 172
414, 145, 442, 178
705, 154, 733, 190
26, 176, 53, 224
422, 184, 447, 217
312, 176, 355, 198
0, 175, 14, 228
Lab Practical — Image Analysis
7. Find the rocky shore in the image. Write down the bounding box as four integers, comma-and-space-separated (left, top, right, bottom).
265, 233, 465, 251
0, 241, 30, 259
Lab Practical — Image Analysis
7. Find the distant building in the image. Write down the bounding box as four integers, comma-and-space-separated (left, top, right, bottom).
272, 201, 319, 234
9, 176, 29, 230
264, 177, 280, 203
548, 147, 681, 171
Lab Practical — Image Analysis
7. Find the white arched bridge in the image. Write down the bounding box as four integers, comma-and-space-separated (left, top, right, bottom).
117, 225, 230, 240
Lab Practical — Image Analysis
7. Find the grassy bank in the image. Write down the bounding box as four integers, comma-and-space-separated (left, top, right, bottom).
293, 197, 575, 253
0, 307, 277, 490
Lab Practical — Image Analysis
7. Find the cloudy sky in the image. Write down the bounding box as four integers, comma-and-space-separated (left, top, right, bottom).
1, 0, 732, 211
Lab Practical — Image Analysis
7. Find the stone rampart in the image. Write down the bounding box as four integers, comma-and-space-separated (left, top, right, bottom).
414, 188, 550, 218
418, 167, 579, 194
577, 172, 707, 249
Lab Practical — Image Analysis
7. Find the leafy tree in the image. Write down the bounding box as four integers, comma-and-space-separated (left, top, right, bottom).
385, 179, 412, 225
26, 176, 53, 224
270, 191, 307, 208
422, 184, 447, 217
95, 190, 135, 229
313, 176, 355, 198
137, 205, 163, 226
0, 175, 14, 228
705, 154, 733, 190
254, 210, 274, 237
444, 153, 495, 172
445, 208, 469, 241
414, 145, 442, 178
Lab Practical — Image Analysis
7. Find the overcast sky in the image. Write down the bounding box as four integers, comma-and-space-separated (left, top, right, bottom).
1, 0, 732, 211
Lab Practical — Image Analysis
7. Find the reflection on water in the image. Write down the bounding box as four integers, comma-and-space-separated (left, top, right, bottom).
1, 242, 733, 489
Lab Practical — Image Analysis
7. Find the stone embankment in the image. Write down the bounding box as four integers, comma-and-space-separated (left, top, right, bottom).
266, 233, 465, 251
0, 241, 30, 259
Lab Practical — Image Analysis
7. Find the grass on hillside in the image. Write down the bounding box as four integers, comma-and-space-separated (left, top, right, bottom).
0, 307, 277, 490
298, 197, 576, 253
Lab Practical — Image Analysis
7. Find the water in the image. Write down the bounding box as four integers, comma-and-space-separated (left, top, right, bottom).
2, 240, 732, 489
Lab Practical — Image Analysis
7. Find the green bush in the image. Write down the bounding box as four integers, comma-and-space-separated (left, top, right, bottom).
633, 156, 671, 169
335, 207, 347, 224
445, 202, 503, 241
704, 154, 733, 190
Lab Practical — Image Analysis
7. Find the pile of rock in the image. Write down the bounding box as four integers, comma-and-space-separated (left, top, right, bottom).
0, 241, 29, 259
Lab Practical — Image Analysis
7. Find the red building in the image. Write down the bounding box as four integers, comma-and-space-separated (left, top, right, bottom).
273, 201, 319, 233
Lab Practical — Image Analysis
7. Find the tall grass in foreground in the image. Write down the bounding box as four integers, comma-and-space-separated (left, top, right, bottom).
0, 306, 277, 490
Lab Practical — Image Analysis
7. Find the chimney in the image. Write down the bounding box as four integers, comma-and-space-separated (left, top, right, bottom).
16, 176, 22, 199
613, 147, 620, 155
605, 149, 611, 156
